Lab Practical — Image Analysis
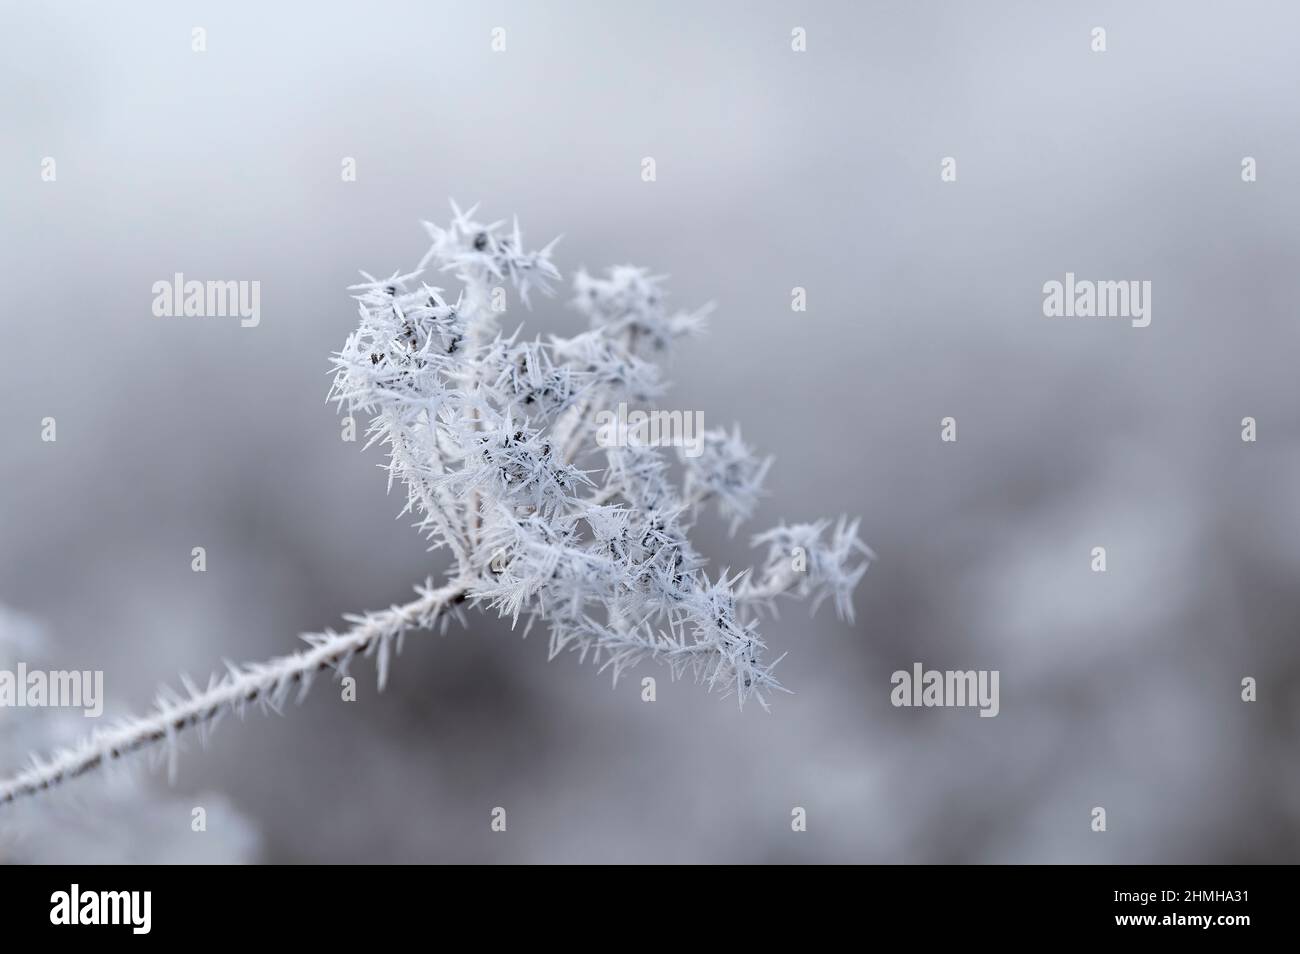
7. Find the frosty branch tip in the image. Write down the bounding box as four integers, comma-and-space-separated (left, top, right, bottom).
0, 202, 873, 805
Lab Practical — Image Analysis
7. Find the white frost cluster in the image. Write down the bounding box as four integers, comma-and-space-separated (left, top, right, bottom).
331, 202, 873, 709
0, 203, 872, 806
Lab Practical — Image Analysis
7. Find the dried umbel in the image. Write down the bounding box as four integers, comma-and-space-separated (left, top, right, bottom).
0, 203, 872, 805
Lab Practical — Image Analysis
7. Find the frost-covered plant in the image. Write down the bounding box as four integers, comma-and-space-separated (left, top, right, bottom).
0, 203, 872, 805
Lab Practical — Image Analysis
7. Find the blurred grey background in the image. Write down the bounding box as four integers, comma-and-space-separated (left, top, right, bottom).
2, 0, 1299, 862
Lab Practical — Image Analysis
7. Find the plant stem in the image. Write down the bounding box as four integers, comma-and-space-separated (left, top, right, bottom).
0, 580, 468, 806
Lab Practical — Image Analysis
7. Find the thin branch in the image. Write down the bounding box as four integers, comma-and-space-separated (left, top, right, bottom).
0, 580, 468, 806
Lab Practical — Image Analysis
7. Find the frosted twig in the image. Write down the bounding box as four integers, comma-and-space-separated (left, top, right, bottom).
0, 581, 466, 805
3, 203, 872, 804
